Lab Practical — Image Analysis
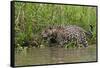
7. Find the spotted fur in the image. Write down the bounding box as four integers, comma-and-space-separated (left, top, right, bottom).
41, 25, 92, 48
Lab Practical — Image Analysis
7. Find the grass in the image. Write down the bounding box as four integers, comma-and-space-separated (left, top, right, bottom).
14, 2, 97, 48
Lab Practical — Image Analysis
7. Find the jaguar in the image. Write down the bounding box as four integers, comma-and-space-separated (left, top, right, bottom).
41, 25, 93, 48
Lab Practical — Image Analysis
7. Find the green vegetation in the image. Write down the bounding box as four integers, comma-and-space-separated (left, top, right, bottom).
14, 2, 97, 48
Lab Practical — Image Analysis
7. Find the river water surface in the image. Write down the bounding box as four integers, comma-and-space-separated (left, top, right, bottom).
15, 45, 97, 66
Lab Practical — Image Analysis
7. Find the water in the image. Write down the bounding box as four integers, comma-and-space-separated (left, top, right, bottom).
15, 45, 97, 66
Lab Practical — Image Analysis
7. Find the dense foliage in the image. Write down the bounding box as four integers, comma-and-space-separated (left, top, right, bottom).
14, 2, 97, 48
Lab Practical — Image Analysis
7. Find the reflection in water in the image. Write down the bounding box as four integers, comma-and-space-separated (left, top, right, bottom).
15, 46, 96, 66
49, 47, 65, 63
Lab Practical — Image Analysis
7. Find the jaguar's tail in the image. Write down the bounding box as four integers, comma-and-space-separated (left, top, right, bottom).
85, 24, 93, 38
